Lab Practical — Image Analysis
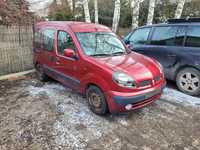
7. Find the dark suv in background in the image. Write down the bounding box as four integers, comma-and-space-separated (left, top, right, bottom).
124, 18, 200, 96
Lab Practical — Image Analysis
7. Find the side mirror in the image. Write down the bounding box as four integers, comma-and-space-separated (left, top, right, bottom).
125, 44, 130, 49
63, 49, 76, 58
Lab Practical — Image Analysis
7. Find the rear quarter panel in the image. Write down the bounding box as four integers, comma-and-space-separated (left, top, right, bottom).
170, 47, 200, 80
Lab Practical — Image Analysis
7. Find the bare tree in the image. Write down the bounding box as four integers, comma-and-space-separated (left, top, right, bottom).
0, 0, 32, 25
68, 0, 73, 11
175, 0, 185, 19
56, 0, 62, 5
82, 0, 91, 22
147, 0, 156, 25
132, 0, 140, 30
94, 0, 98, 24
112, 0, 121, 33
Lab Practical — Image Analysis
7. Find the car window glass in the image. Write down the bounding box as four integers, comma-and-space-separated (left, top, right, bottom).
151, 26, 177, 46
175, 27, 186, 46
76, 32, 126, 56
34, 30, 41, 49
57, 31, 76, 55
43, 29, 55, 51
128, 28, 151, 45
124, 32, 132, 43
185, 26, 200, 47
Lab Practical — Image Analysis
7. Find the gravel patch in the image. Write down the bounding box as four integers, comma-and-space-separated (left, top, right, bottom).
0, 74, 200, 150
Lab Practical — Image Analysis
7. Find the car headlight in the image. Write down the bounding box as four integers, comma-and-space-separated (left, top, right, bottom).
112, 72, 136, 88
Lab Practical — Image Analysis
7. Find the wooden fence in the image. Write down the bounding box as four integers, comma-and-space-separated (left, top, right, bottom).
0, 25, 34, 76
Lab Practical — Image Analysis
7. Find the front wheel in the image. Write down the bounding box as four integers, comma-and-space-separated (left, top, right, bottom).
176, 67, 200, 96
86, 86, 108, 115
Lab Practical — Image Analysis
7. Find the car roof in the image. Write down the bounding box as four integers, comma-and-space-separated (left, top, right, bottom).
35, 21, 112, 33
137, 22, 200, 29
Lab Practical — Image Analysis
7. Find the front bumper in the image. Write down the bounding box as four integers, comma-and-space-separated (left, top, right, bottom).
107, 82, 166, 113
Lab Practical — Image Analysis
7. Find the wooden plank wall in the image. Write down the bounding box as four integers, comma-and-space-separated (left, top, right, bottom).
0, 25, 33, 76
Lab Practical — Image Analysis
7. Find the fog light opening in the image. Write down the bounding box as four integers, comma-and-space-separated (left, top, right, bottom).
125, 104, 132, 110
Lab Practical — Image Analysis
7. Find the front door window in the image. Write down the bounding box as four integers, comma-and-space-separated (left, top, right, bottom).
129, 28, 151, 45
57, 31, 76, 55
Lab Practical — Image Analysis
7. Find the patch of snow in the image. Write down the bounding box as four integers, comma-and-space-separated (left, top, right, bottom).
53, 99, 121, 149
26, 83, 200, 149
161, 88, 200, 107
156, 100, 177, 114
141, 102, 174, 121
156, 100, 190, 118
27, 83, 67, 98
117, 118, 129, 126
26, 83, 121, 149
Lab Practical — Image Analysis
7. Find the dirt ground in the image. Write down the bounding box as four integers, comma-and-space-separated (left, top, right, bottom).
0, 73, 200, 150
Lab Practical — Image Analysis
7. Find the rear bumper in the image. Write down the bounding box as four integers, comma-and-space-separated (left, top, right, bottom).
106, 82, 166, 113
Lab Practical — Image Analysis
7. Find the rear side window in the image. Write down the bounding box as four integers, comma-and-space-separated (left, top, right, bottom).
151, 26, 177, 46
34, 30, 41, 49
57, 31, 76, 55
128, 28, 151, 45
43, 29, 55, 51
185, 26, 200, 47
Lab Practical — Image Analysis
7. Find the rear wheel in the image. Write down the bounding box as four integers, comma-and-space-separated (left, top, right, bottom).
176, 67, 200, 96
35, 64, 48, 82
86, 86, 108, 115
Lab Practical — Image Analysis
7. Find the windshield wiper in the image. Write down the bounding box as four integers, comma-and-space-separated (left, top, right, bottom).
112, 51, 126, 56
90, 53, 111, 57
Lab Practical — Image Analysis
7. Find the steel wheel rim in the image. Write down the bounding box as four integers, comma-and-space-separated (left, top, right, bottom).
179, 72, 200, 92
88, 92, 101, 108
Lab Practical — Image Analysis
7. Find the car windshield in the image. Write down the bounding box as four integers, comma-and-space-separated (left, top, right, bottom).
76, 32, 127, 56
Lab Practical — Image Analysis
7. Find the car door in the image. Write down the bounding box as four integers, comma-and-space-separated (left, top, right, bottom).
53, 30, 80, 90
146, 26, 181, 69
147, 26, 188, 79
125, 27, 152, 55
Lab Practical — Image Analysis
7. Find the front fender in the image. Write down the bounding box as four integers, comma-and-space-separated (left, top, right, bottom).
80, 72, 111, 94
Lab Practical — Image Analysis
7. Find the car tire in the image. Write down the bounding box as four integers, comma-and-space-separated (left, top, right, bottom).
176, 67, 200, 96
35, 64, 49, 82
86, 86, 108, 115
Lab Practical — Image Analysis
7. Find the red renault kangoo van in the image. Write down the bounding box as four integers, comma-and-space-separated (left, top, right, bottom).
33, 21, 166, 115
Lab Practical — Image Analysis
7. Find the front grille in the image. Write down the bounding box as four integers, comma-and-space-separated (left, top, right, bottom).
139, 79, 151, 87
139, 75, 161, 87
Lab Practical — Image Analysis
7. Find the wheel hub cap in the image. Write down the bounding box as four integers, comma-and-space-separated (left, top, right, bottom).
180, 72, 199, 92
89, 93, 101, 108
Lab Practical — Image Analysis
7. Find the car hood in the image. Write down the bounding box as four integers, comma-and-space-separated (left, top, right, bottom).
91, 52, 161, 81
